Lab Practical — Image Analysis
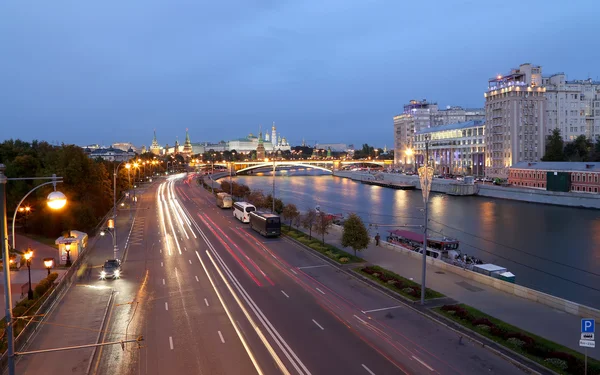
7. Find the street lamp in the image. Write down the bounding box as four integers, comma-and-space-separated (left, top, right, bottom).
1, 167, 66, 375
43, 257, 54, 276
112, 160, 131, 260
404, 148, 413, 173
24, 248, 33, 300
417, 135, 433, 305
65, 242, 72, 267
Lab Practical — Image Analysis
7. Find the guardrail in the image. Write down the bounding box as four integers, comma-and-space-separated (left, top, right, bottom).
0, 195, 127, 372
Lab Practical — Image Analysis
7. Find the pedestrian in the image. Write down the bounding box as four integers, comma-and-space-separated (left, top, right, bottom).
375, 233, 380, 246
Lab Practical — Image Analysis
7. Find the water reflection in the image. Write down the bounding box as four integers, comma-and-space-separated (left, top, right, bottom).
232, 172, 600, 307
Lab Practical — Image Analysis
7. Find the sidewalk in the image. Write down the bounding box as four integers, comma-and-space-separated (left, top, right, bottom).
317, 226, 599, 360
15, 285, 113, 375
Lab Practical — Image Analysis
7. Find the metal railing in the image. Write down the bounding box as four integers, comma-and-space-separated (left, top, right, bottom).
0, 195, 127, 372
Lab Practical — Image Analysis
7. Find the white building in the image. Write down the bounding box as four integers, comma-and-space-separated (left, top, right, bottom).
414, 120, 485, 176
484, 63, 547, 178
543, 74, 600, 141
393, 99, 484, 166
86, 147, 134, 162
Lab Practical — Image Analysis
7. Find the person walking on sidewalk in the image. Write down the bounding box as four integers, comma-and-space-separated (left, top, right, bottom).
375, 233, 380, 246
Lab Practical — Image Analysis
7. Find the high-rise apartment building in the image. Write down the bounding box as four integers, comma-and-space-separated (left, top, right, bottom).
393, 99, 438, 165
484, 63, 547, 178
543, 74, 600, 141
393, 99, 484, 166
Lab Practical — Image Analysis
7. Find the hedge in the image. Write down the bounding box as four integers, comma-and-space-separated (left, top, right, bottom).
357, 265, 444, 301
284, 226, 363, 264
436, 304, 600, 375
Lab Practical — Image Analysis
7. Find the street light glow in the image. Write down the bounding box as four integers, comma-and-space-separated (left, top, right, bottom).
405, 148, 413, 157
24, 249, 33, 261
47, 191, 67, 210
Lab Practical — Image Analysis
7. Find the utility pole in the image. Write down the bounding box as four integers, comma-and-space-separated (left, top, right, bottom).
272, 157, 276, 213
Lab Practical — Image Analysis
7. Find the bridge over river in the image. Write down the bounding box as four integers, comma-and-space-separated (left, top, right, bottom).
194, 159, 392, 174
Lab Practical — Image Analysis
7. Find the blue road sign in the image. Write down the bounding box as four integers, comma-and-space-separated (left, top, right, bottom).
582, 319, 595, 333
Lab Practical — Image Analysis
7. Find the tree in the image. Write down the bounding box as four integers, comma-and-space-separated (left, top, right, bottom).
301, 210, 317, 239
565, 134, 592, 161
247, 191, 266, 208
591, 136, 600, 162
341, 213, 370, 257
220, 180, 231, 193
281, 203, 299, 230
541, 128, 565, 161
314, 212, 333, 244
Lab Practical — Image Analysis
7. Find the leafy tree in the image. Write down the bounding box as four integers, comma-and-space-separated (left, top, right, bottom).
341, 213, 369, 257
565, 134, 592, 161
542, 128, 566, 161
263, 194, 284, 214
247, 191, 266, 208
220, 180, 231, 194
591, 136, 600, 162
314, 212, 333, 244
281, 203, 299, 230
301, 210, 317, 239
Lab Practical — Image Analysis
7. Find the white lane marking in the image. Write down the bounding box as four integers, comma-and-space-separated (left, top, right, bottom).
169, 336, 174, 350
162, 279, 165, 285
354, 315, 367, 325
312, 319, 324, 330
297, 264, 328, 270
160, 249, 162, 254
189, 259, 192, 264
281, 290, 290, 299
315, 288, 326, 295
185, 246, 187, 251
204, 298, 209, 307
218, 330, 225, 343
195, 275, 199, 282
290, 269, 298, 275
161, 262, 163, 267
165, 302, 169, 311
362, 364, 376, 375
362, 305, 403, 314
412, 356, 434, 371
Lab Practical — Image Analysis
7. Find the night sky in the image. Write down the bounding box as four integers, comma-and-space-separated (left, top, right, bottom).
1, 1, 599, 148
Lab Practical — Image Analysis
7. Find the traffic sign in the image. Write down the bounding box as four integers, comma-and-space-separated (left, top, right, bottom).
582, 319, 595, 333
580, 339, 595, 348
582, 333, 595, 340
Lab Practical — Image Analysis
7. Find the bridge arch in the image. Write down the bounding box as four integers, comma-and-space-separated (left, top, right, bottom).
236, 162, 333, 174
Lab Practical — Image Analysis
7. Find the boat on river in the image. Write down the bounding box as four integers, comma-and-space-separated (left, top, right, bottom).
386, 229, 516, 283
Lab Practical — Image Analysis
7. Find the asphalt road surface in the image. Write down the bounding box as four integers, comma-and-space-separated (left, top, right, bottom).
90, 173, 526, 375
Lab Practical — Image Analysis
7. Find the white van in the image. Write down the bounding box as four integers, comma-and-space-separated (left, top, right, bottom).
233, 202, 256, 223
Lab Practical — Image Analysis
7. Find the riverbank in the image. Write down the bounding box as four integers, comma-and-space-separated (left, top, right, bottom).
334, 170, 600, 209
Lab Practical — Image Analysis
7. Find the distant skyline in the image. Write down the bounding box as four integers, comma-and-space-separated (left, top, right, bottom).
1, 1, 600, 148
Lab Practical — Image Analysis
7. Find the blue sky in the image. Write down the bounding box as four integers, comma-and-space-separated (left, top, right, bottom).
1, 1, 599, 149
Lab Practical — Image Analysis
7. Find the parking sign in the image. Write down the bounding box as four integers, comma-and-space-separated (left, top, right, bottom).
582, 319, 595, 333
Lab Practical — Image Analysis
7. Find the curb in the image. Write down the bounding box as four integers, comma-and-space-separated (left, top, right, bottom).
86, 288, 114, 375
283, 232, 553, 375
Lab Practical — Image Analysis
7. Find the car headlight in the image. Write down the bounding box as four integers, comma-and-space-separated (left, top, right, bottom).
114, 270, 121, 278
100, 271, 106, 278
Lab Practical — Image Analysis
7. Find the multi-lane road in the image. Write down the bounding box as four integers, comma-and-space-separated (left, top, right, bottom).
84, 173, 527, 375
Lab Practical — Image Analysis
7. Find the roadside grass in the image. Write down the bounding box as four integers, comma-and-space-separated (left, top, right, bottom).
435, 304, 600, 375
283, 225, 363, 264
356, 265, 444, 301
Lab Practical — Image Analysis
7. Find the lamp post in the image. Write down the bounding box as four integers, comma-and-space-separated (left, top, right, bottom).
112, 161, 130, 261
417, 134, 433, 305
405, 148, 413, 173
272, 157, 276, 213
24, 248, 33, 300
1, 165, 67, 375
43, 257, 54, 276
64, 242, 72, 267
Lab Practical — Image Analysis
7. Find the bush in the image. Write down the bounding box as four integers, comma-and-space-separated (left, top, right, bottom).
47, 272, 59, 284
544, 358, 568, 371
12, 306, 27, 318
34, 279, 50, 297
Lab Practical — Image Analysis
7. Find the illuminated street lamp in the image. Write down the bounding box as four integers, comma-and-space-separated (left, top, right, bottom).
24, 248, 34, 300
1, 167, 66, 375
65, 242, 72, 267
404, 148, 413, 172
417, 135, 433, 305
43, 257, 54, 276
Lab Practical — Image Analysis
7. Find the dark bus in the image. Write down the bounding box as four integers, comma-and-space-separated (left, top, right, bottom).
249, 211, 281, 238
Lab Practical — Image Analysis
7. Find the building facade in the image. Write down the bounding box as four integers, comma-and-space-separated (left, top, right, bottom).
543, 74, 600, 141
86, 147, 134, 162
393, 99, 484, 166
414, 120, 485, 176
393, 99, 438, 165
484, 63, 547, 178
508, 161, 600, 193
